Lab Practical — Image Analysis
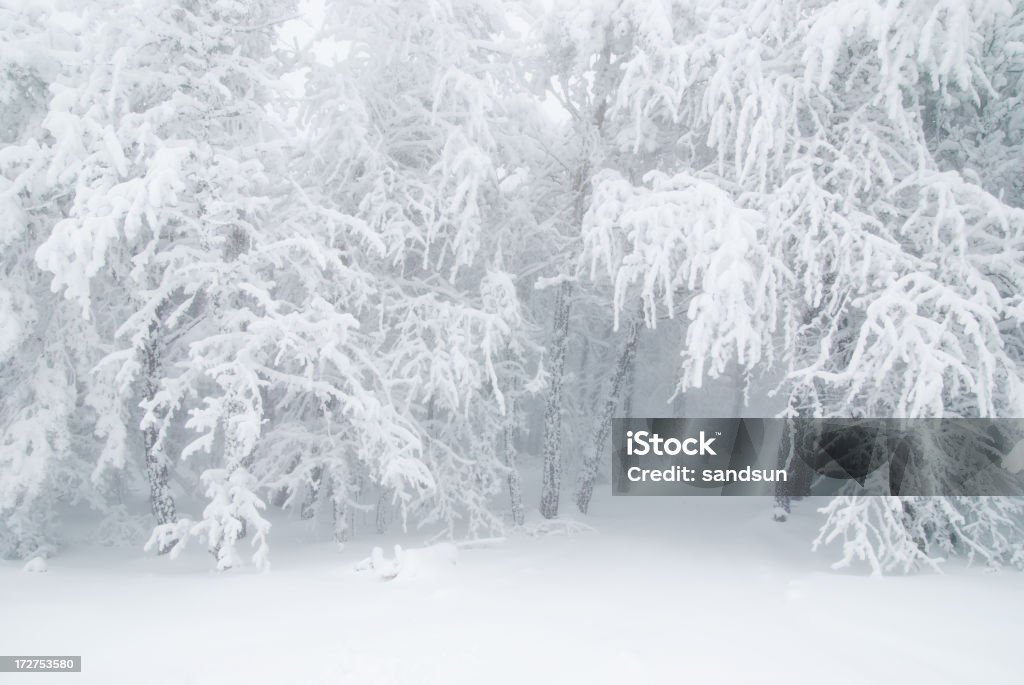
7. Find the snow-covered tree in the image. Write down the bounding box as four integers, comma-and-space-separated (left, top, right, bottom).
34, 0, 299, 564
0, 1, 110, 559
272, 0, 542, 539
543, 0, 1024, 568
5, 0, 1024, 574
816, 495, 1024, 576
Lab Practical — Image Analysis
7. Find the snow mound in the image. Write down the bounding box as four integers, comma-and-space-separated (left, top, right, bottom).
22, 557, 48, 573
520, 519, 595, 537
356, 543, 459, 581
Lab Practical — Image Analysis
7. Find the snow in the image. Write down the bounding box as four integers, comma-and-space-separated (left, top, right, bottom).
21, 556, 47, 573
356, 542, 460, 581
2, 494, 1020, 685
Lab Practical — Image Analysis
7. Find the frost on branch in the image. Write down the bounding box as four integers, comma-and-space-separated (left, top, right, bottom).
580, 169, 779, 390
816, 495, 1024, 576
191, 468, 271, 572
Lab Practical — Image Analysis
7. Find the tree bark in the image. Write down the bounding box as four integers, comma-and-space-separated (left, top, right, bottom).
540, 280, 573, 519
621, 340, 636, 419
375, 486, 389, 535
503, 351, 526, 526
143, 330, 177, 553
300, 465, 322, 520
331, 468, 357, 543
539, 88, 601, 518
504, 419, 526, 526
576, 317, 641, 514
773, 417, 795, 521
774, 415, 815, 521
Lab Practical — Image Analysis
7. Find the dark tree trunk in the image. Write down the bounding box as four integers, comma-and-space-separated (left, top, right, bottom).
375, 486, 389, 535
540, 280, 573, 519
576, 316, 641, 514
300, 465, 323, 520
503, 351, 525, 526
773, 417, 795, 521
143, 331, 177, 553
774, 415, 815, 521
621, 339, 636, 418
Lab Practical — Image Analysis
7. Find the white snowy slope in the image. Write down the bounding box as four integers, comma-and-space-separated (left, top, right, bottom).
1, 493, 1020, 685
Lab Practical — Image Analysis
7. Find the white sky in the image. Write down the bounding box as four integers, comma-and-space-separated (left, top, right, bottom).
276, 0, 569, 123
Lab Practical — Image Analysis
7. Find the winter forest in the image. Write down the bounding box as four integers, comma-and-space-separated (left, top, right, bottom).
3, 0, 1024, 681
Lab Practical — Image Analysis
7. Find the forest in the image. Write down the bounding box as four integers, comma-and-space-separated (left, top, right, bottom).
3, 0, 1024, 580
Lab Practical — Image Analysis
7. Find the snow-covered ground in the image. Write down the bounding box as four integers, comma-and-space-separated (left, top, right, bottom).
2, 494, 1020, 684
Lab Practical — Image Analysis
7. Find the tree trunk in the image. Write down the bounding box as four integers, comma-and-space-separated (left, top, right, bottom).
773, 417, 795, 521
576, 317, 641, 514
539, 104, 599, 518
300, 465, 323, 520
621, 340, 636, 418
540, 280, 573, 519
614, 344, 639, 493
731, 364, 747, 418
143, 332, 177, 553
774, 414, 815, 521
375, 486, 390, 534
505, 426, 526, 526
503, 351, 525, 526
331, 468, 357, 543
333, 495, 351, 543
